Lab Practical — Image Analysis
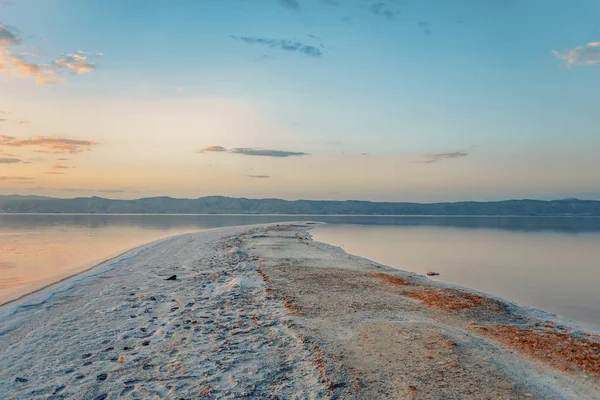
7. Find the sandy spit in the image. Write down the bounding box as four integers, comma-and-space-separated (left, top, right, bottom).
0, 222, 598, 399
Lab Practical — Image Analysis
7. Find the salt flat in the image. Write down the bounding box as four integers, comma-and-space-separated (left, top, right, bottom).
0, 223, 598, 399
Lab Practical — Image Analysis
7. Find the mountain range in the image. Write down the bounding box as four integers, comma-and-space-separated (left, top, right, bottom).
1, 195, 599, 216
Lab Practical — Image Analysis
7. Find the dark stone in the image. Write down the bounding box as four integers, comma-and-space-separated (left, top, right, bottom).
15, 377, 28, 383
64, 368, 74, 374
75, 374, 85, 380
102, 347, 114, 352
150, 296, 157, 301
140, 327, 148, 332
165, 275, 177, 281
170, 307, 179, 312
124, 346, 134, 351
83, 361, 93, 366
93, 395, 108, 400
141, 341, 150, 346
81, 353, 93, 359
96, 372, 108, 381
142, 364, 155, 370
130, 315, 137, 318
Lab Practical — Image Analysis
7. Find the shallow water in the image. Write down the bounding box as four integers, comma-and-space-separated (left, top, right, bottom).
312, 222, 600, 330
1, 214, 600, 330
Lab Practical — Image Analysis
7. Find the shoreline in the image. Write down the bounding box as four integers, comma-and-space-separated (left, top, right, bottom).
1, 222, 598, 398
0, 233, 190, 309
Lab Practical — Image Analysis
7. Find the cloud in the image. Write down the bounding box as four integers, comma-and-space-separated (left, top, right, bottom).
307, 34, 321, 41
552, 41, 600, 67
277, 0, 300, 11
248, 175, 271, 179
230, 148, 308, 157
199, 146, 309, 158
0, 175, 33, 182
0, 25, 19, 47
54, 51, 97, 74
45, 171, 64, 175
0, 24, 101, 84
51, 163, 69, 169
56, 157, 70, 161
0, 135, 98, 153
369, 2, 398, 20
418, 21, 432, 35
413, 151, 469, 164
0, 151, 15, 156
255, 54, 277, 62
231, 36, 322, 57
199, 145, 227, 153
55, 188, 127, 193
0, 157, 20, 163
0, 110, 29, 123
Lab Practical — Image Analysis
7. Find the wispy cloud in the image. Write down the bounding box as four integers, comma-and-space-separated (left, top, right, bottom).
277, 0, 300, 11
55, 188, 127, 194
0, 157, 20, 163
369, 2, 399, 20
255, 54, 277, 62
54, 51, 97, 74
231, 148, 308, 157
552, 41, 600, 67
0, 175, 33, 182
231, 36, 322, 57
412, 151, 469, 164
248, 175, 271, 179
198, 145, 227, 153
51, 163, 69, 169
45, 171, 65, 175
199, 145, 309, 158
418, 21, 432, 35
0, 151, 16, 156
0, 110, 30, 124
0, 24, 101, 84
0, 135, 98, 153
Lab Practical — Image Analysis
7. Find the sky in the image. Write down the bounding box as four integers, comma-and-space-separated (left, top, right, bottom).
1, 0, 599, 202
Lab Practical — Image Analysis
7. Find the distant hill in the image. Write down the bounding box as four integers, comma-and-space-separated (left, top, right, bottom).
1, 195, 600, 216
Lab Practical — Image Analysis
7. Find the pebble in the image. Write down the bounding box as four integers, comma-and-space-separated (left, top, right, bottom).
15, 377, 28, 383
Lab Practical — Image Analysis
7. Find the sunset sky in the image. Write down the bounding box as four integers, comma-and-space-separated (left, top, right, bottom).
1, 0, 599, 201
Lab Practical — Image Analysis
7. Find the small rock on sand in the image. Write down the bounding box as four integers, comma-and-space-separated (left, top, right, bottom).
165, 275, 177, 281
427, 271, 440, 276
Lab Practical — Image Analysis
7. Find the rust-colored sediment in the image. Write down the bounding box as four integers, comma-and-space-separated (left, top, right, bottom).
407, 288, 503, 312
256, 268, 270, 282
472, 324, 600, 376
367, 273, 411, 286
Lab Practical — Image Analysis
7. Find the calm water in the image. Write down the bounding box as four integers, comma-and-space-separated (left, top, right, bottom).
1, 214, 599, 329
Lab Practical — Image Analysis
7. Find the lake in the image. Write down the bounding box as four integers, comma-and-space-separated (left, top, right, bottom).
1, 214, 599, 330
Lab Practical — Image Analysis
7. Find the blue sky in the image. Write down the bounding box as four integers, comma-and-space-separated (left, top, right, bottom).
1, 0, 599, 201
